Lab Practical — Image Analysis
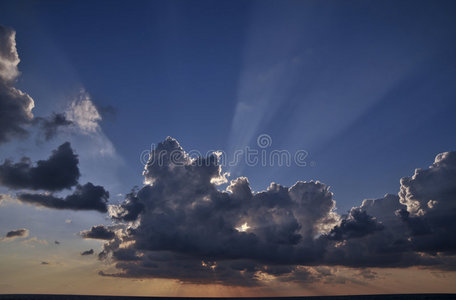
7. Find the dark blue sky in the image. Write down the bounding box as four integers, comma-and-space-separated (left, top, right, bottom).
1, 0, 456, 212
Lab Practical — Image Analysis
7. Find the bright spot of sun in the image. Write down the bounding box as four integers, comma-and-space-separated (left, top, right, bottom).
236, 222, 250, 232
201, 260, 217, 270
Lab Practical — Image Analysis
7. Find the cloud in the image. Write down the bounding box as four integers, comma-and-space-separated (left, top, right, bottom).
0, 26, 96, 145
22, 237, 48, 247
109, 188, 144, 222
80, 225, 115, 240
34, 113, 73, 141
398, 151, 456, 253
92, 138, 456, 286
18, 182, 109, 212
97, 137, 338, 285
65, 91, 102, 134
0, 142, 80, 191
326, 208, 384, 241
0, 25, 34, 144
3, 228, 29, 240
0, 193, 16, 206
65, 90, 116, 157
0, 26, 113, 149
359, 194, 405, 223
81, 249, 94, 256
399, 151, 456, 217
0, 141, 110, 212
356, 269, 378, 280
321, 152, 456, 269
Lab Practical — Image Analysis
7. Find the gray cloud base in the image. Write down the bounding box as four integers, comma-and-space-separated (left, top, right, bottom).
18, 182, 109, 212
80, 225, 116, 240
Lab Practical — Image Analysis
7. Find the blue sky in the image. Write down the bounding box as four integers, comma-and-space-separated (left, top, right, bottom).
1, 0, 456, 295
2, 0, 455, 213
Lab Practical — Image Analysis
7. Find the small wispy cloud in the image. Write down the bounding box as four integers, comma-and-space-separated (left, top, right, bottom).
65, 90, 102, 134
65, 89, 117, 157
22, 237, 48, 247
1, 228, 29, 241
0, 194, 16, 206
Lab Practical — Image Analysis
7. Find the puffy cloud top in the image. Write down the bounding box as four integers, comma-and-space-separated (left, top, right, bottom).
398, 151, 456, 253
93, 138, 456, 286
400, 151, 456, 216
0, 25, 20, 82
0, 25, 34, 144
0, 142, 80, 191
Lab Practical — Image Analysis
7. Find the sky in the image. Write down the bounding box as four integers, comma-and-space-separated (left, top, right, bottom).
0, 0, 456, 297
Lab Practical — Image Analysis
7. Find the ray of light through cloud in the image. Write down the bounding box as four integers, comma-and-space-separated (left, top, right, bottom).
0, 0, 455, 297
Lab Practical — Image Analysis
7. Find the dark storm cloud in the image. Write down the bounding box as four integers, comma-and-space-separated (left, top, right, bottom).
18, 182, 109, 212
326, 208, 384, 241
0, 25, 35, 144
92, 138, 456, 285
5, 228, 29, 239
80, 225, 115, 240
98, 137, 337, 285
34, 113, 73, 141
0, 141, 110, 212
320, 197, 450, 269
111, 187, 144, 222
81, 249, 94, 256
104, 138, 335, 263
0, 142, 80, 191
321, 151, 456, 269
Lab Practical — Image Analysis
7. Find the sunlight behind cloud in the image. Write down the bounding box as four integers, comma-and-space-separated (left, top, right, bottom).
235, 222, 250, 232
